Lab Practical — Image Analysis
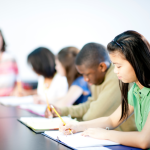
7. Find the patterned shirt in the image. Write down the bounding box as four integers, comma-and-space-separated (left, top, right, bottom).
0, 52, 18, 96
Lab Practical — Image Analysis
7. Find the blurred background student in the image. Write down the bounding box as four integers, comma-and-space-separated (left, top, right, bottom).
0, 30, 19, 96
53, 47, 91, 107
26, 47, 68, 104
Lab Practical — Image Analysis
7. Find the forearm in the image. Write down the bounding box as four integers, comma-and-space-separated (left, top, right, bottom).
55, 100, 68, 107
60, 101, 91, 118
106, 130, 149, 149
55, 86, 83, 107
25, 89, 37, 95
78, 117, 113, 131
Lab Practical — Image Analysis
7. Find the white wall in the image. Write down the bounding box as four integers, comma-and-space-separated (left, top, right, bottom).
0, 0, 150, 81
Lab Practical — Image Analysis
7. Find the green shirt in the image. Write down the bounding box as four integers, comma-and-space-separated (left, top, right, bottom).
128, 83, 150, 131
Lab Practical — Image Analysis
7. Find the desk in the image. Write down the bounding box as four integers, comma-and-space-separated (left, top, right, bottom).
0, 105, 38, 118
0, 105, 142, 150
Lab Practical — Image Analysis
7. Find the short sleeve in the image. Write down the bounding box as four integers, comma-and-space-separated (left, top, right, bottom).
72, 76, 90, 94
128, 83, 135, 106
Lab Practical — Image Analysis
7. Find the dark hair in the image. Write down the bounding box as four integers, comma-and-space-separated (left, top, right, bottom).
107, 30, 150, 120
0, 30, 6, 52
75, 42, 110, 68
57, 47, 80, 87
28, 47, 56, 78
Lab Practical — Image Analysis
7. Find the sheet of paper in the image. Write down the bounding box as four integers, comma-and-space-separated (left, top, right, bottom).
78, 147, 111, 150
20, 116, 73, 130
44, 131, 119, 148
0, 96, 33, 106
19, 104, 47, 116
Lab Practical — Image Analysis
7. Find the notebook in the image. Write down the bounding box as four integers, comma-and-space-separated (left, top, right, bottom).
43, 131, 119, 149
18, 116, 74, 133
78, 147, 111, 150
19, 104, 47, 117
0, 96, 33, 106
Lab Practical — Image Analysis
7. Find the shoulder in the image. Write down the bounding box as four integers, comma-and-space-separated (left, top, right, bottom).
53, 73, 67, 83
101, 64, 119, 89
52, 73, 68, 88
72, 76, 86, 86
38, 76, 44, 85
1, 52, 16, 62
128, 83, 136, 106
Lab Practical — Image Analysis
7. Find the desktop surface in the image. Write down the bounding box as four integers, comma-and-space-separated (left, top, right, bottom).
0, 105, 38, 118
0, 104, 142, 150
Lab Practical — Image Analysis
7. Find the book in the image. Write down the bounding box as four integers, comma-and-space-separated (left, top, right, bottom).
18, 116, 74, 133
19, 104, 47, 117
78, 147, 111, 150
43, 131, 119, 149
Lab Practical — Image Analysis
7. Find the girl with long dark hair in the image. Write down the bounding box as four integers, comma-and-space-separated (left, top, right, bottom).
27, 47, 68, 104
54, 46, 91, 107
59, 31, 150, 149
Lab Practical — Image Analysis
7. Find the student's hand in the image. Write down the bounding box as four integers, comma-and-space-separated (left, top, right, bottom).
44, 105, 61, 118
33, 95, 46, 104
81, 128, 108, 140
10, 88, 26, 97
59, 121, 81, 135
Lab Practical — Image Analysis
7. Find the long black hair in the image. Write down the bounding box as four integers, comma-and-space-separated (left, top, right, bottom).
107, 30, 150, 120
28, 47, 56, 78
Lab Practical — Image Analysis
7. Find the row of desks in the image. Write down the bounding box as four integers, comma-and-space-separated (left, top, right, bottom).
0, 105, 141, 150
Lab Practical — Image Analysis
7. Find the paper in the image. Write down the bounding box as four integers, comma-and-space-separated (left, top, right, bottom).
78, 147, 111, 150
19, 116, 73, 131
19, 104, 47, 116
0, 96, 33, 106
44, 131, 119, 148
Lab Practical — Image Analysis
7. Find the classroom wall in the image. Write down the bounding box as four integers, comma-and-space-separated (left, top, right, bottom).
0, 0, 150, 81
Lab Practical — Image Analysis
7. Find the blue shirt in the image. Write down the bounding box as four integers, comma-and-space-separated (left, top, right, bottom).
71, 76, 91, 105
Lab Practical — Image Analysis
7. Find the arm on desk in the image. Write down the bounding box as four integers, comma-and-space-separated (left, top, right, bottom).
82, 105, 150, 149
54, 85, 83, 107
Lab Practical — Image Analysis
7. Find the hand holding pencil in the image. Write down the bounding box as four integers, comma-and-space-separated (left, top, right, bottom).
59, 119, 80, 135
44, 105, 61, 118
51, 105, 73, 135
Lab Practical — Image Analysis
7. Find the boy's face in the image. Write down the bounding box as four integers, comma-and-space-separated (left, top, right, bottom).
76, 63, 106, 85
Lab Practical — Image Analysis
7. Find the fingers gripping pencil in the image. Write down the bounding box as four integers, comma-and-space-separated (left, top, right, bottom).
51, 105, 73, 134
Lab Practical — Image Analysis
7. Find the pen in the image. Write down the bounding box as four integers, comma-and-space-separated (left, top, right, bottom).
51, 105, 73, 135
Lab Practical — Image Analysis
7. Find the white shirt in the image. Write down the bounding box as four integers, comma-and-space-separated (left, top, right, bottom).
37, 73, 68, 103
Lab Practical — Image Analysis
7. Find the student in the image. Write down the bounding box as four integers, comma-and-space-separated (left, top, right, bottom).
27, 47, 68, 104
45, 42, 136, 131
59, 31, 150, 149
0, 30, 19, 96
53, 46, 91, 107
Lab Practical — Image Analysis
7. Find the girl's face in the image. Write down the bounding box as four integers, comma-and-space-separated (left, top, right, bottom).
109, 52, 138, 83
55, 58, 66, 76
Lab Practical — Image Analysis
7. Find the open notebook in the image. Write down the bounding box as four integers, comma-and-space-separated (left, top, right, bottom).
19, 104, 47, 116
18, 116, 74, 133
43, 131, 119, 149
0, 96, 33, 106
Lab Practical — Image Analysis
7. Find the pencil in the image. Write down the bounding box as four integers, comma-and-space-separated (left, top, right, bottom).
51, 105, 73, 134
17, 80, 22, 94
44, 88, 51, 112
